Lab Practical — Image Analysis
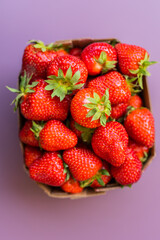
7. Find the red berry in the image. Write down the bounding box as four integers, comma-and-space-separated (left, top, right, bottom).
24, 145, 42, 168
19, 121, 39, 147
61, 177, 83, 194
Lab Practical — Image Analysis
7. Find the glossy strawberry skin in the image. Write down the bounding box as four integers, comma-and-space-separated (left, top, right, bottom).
88, 71, 131, 105
115, 43, 148, 76
128, 95, 142, 108
19, 121, 39, 147
24, 145, 42, 168
111, 148, 142, 185
20, 79, 71, 121
128, 139, 149, 160
92, 121, 128, 167
39, 120, 78, 151
90, 162, 112, 188
70, 88, 108, 128
111, 102, 128, 120
29, 151, 66, 187
47, 55, 88, 87
81, 42, 117, 75
63, 147, 103, 181
22, 44, 57, 80
124, 108, 155, 148
61, 177, 83, 194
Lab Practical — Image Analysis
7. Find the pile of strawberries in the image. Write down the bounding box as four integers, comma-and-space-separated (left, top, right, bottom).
8, 39, 156, 195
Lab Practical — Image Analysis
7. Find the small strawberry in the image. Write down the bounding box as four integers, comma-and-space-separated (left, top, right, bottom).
29, 151, 66, 186
69, 47, 82, 58
19, 121, 39, 147
91, 121, 128, 167
111, 102, 128, 120
124, 108, 155, 148
61, 177, 83, 194
81, 42, 117, 75
7, 74, 71, 121
90, 162, 112, 188
63, 147, 103, 182
31, 120, 78, 151
111, 148, 142, 185
21, 40, 57, 80
24, 145, 42, 168
70, 88, 111, 128
45, 55, 88, 101
88, 71, 131, 105
128, 139, 149, 162
128, 95, 142, 109
115, 43, 157, 89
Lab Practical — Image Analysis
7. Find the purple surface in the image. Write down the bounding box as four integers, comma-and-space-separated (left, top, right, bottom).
1, 0, 160, 239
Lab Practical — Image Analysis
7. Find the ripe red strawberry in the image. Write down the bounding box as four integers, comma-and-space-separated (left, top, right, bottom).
111, 102, 128, 120
63, 147, 103, 181
24, 145, 42, 168
91, 121, 128, 167
128, 139, 149, 162
70, 88, 111, 128
111, 148, 142, 185
81, 42, 117, 75
56, 49, 68, 56
124, 108, 155, 148
19, 121, 39, 147
69, 47, 82, 58
32, 120, 78, 151
128, 95, 142, 108
115, 43, 156, 89
46, 55, 88, 101
7, 75, 71, 121
61, 177, 83, 194
88, 71, 131, 105
90, 162, 112, 188
21, 40, 57, 81
29, 152, 66, 186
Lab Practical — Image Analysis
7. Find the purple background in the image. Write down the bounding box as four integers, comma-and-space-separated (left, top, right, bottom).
1, 0, 160, 239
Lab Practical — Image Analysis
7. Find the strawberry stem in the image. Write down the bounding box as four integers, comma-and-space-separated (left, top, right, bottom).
95, 51, 117, 73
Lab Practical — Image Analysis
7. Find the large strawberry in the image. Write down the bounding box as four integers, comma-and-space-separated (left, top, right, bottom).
24, 145, 42, 168
45, 55, 88, 101
70, 88, 111, 128
111, 148, 142, 185
61, 177, 83, 194
19, 121, 39, 147
21, 40, 58, 80
128, 139, 149, 162
81, 42, 117, 75
29, 151, 66, 186
63, 147, 103, 182
91, 121, 128, 167
124, 108, 155, 148
88, 71, 131, 105
31, 120, 78, 151
115, 43, 156, 89
7, 74, 71, 121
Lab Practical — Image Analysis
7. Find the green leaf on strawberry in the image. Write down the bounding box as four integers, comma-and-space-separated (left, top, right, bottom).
95, 51, 117, 74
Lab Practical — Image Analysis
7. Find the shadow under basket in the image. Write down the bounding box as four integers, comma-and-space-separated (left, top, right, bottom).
19, 38, 156, 199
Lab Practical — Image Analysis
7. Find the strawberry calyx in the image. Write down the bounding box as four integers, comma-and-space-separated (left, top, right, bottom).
95, 51, 117, 74
129, 52, 157, 89
80, 168, 110, 188
74, 122, 95, 144
6, 71, 38, 111
62, 159, 70, 181
140, 151, 148, 163
124, 75, 142, 95
31, 121, 45, 140
83, 89, 111, 127
29, 40, 69, 52
45, 66, 84, 101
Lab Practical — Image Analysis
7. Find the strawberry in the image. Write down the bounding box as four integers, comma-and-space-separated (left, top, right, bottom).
7, 74, 71, 121
70, 88, 111, 128
128, 139, 149, 162
115, 43, 156, 89
61, 177, 83, 194
31, 120, 78, 151
19, 121, 39, 147
21, 40, 57, 81
29, 151, 66, 186
63, 147, 103, 182
91, 121, 128, 167
88, 71, 131, 105
124, 108, 155, 148
90, 162, 112, 188
128, 95, 142, 109
24, 145, 42, 168
111, 102, 128, 120
69, 47, 82, 58
45, 55, 88, 101
81, 42, 117, 75
111, 148, 142, 185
